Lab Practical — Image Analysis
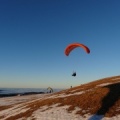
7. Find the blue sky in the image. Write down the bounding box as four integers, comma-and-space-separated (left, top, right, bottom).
0, 0, 120, 88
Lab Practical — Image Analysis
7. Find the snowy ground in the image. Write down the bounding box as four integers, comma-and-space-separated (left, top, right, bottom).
0, 93, 120, 120
1, 77, 120, 120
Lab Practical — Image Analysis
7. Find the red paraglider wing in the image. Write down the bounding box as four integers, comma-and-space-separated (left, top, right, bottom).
65, 43, 90, 56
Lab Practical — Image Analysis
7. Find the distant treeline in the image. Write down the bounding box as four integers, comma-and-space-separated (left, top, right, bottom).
0, 92, 45, 98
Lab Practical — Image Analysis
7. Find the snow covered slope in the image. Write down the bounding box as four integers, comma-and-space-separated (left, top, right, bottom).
0, 75, 120, 120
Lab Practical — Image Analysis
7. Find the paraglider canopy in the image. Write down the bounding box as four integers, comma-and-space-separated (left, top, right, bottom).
65, 43, 90, 56
47, 87, 53, 93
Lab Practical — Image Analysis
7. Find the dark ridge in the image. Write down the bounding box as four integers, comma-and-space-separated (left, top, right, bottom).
0, 92, 45, 98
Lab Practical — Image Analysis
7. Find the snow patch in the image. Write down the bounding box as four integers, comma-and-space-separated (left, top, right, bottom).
97, 83, 112, 87
32, 104, 82, 120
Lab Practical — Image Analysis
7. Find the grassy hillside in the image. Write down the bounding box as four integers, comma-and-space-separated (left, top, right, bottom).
1, 75, 120, 120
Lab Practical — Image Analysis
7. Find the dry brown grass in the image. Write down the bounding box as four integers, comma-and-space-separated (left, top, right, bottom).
3, 75, 120, 120
0, 105, 12, 111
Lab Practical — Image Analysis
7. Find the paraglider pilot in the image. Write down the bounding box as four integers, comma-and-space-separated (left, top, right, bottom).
72, 72, 76, 77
